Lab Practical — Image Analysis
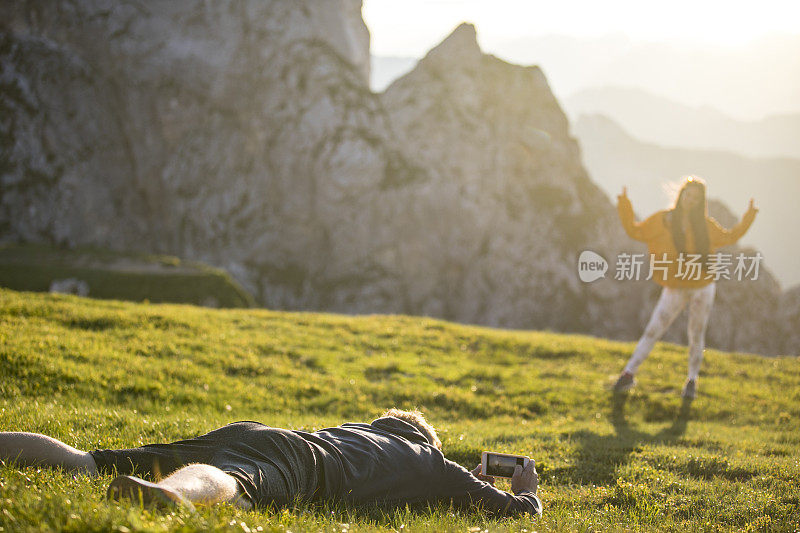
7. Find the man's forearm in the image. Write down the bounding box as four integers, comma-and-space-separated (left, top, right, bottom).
450, 484, 542, 517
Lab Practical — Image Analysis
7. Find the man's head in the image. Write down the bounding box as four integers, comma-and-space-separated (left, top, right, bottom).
383, 408, 442, 450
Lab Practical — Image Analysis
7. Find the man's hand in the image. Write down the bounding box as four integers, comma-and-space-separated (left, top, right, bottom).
470, 464, 495, 486
511, 461, 538, 495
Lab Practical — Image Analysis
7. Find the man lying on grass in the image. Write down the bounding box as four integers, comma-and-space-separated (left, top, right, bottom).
0, 409, 541, 517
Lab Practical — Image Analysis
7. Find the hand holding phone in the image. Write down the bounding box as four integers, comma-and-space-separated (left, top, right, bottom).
510, 460, 538, 495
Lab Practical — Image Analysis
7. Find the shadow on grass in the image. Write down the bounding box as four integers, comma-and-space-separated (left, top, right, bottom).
270, 498, 508, 529
554, 394, 693, 484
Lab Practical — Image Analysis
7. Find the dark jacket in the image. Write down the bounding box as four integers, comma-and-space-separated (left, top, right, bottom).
295, 416, 542, 517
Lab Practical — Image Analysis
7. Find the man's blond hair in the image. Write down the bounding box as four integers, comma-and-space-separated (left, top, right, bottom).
383, 408, 442, 450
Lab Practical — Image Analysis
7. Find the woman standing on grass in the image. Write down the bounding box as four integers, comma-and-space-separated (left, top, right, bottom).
612, 176, 758, 399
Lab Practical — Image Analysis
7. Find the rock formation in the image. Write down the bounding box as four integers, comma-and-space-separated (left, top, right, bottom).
1, 0, 397, 312
778, 286, 800, 355
1, 2, 795, 355
379, 23, 644, 333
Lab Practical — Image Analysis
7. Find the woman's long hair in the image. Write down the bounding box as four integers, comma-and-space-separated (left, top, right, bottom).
670, 176, 709, 256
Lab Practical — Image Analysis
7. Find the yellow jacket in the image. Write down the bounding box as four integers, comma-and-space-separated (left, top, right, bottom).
617, 196, 758, 288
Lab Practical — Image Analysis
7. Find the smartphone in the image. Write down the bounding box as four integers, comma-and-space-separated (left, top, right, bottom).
480, 451, 530, 478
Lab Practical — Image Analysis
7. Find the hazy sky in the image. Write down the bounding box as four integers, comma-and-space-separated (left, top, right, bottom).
363, 0, 800, 57
363, 0, 800, 119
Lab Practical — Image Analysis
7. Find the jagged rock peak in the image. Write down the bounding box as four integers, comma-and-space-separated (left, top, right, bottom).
422, 22, 482, 65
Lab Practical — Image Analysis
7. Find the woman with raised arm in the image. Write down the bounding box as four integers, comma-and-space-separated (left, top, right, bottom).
612, 176, 758, 398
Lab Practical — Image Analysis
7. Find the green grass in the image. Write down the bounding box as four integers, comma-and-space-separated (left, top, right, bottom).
0, 243, 254, 308
1, 287, 798, 532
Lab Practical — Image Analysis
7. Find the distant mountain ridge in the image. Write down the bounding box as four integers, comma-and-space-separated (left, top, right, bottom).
566, 87, 800, 159
490, 33, 800, 121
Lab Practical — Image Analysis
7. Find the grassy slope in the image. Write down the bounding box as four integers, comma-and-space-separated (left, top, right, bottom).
0, 288, 798, 532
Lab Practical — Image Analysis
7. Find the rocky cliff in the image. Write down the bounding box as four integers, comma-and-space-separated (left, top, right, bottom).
778, 286, 800, 355
379, 23, 645, 333
1, 2, 795, 355
1, 0, 397, 311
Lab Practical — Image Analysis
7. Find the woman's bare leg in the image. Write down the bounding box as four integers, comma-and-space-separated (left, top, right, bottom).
687, 283, 716, 381
0, 432, 97, 475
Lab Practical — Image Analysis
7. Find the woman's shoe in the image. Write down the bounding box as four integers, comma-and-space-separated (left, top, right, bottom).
681, 379, 697, 399
612, 372, 636, 393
